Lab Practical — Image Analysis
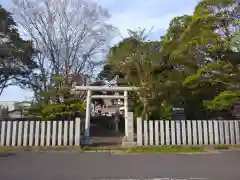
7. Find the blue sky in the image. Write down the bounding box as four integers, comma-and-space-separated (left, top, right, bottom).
0, 0, 200, 101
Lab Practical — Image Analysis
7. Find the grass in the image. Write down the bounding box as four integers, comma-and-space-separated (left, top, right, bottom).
214, 144, 229, 150
83, 145, 206, 154
119, 145, 205, 154
0, 147, 12, 152
0, 144, 239, 154
81, 146, 90, 151
214, 144, 240, 150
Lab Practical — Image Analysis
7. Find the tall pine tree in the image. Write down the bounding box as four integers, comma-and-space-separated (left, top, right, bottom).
0, 5, 37, 95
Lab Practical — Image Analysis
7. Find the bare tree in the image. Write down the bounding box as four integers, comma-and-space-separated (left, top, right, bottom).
12, 0, 116, 100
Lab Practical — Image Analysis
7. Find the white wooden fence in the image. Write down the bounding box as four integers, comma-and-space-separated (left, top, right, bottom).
0, 118, 82, 147
137, 118, 240, 146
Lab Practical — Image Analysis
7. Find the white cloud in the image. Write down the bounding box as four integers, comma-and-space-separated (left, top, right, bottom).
109, 13, 185, 37
100, 0, 199, 41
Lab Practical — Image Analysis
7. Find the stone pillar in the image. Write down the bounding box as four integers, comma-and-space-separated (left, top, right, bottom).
122, 112, 136, 147
127, 111, 134, 142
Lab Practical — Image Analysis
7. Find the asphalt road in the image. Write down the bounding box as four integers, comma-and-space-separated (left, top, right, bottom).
0, 150, 240, 180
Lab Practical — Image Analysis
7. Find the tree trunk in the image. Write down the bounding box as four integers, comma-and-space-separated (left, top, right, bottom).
141, 99, 149, 120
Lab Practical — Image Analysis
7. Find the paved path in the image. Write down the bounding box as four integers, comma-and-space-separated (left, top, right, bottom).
0, 150, 240, 180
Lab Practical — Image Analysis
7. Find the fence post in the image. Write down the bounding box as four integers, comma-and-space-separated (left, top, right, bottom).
17, 121, 23, 146
0, 121, 6, 146
149, 120, 154, 145
208, 120, 214, 145
165, 120, 170, 145
197, 120, 203, 145
213, 120, 219, 144
235, 120, 240, 144
29, 121, 34, 146
12, 121, 17, 146
224, 121, 230, 144
6, 121, 11, 146
69, 120, 74, 146
187, 120, 192, 145
171, 120, 175, 145
23, 121, 29, 146
176, 121, 181, 145
192, 120, 197, 145
143, 120, 148, 145
74, 117, 81, 146
52, 121, 57, 146
63, 121, 68, 146
202, 120, 208, 144
35, 121, 40, 146
46, 121, 51, 146
230, 120, 235, 144
154, 120, 159, 145
160, 120, 165, 145
137, 117, 142, 146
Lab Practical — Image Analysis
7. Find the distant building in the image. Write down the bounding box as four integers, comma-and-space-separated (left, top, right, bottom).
0, 101, 32, 119
15, 101, 32, 109
0, 101, 16, 111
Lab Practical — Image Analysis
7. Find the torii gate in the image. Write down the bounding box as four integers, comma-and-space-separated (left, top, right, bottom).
72, 86, 139, 145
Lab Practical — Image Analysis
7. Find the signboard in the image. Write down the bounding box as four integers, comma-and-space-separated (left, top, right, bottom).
232, 103, 240, 118
172, 108, 185, 120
